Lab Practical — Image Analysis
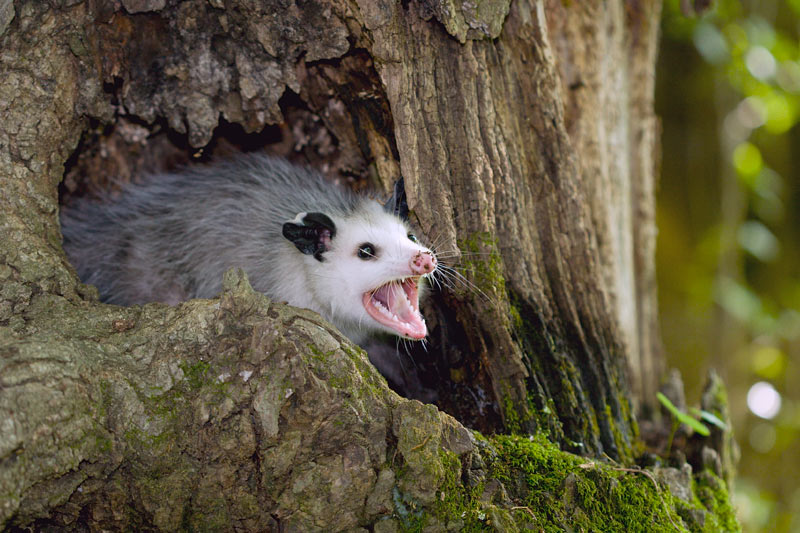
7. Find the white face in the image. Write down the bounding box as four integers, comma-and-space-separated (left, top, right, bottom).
308, 203, 437, 340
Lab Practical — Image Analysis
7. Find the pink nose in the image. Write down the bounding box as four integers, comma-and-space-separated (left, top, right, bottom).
410, 251, 437, 274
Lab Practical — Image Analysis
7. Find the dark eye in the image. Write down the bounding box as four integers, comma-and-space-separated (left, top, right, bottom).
407, 233, 419, 243
357, 243, 376, 260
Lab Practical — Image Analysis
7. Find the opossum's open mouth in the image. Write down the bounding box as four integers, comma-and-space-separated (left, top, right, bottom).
363, 277, 426, 339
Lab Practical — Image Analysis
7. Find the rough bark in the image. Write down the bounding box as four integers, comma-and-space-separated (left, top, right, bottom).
547, 0, 664, 414
1, 0, 736, 530
1, 269, 466, 530
363, 0, 662, 451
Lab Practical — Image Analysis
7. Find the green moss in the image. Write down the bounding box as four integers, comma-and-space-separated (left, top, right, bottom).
305, 344, 350, 389
691, 472, 741, 532
305, 342, 388, 402
505, 286, 639, 461
486, 434, 677, 532
470, 434, 740, 532
710, 379, 729, 409
123, 426, 176, 451
90, 379, 115, 453
457, 232, 506, 295
393, 487, 426, 532
432, 450, 492, 531
604, 402, 636, 463
183, 506, 230, 531
341, 343, 385, 393
392, 432, 700, 532
118, 357, 236, 455
306, 343, 333, 364
179, 360, 211, 390
394, 450, 492, 532
395, 433, 692, 532
94, 434, 113, 453
505, 290, 564, 439
501, 393, 523, 435
508, 302, 523, 331
97, 379, 112, 419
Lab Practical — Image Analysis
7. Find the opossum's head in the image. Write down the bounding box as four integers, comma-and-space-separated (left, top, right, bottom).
282, 188, 436, 341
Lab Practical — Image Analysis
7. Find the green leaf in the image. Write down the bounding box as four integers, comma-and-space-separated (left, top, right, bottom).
677, 412, 711, 436
689, 407, 728, 430
657, 392, 711, 436
656, 391, 682, 416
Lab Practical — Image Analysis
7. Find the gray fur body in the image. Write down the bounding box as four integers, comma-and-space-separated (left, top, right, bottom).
61, 154, 394, 342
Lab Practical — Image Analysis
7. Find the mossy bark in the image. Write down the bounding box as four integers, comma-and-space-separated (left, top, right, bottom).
0, 0, 738, 531
2, 270, 738, 531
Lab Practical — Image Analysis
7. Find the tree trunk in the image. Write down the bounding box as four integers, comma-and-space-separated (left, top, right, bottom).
0, 0, 737, 531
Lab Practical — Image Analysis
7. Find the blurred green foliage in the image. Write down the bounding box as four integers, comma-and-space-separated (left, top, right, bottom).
657, 1, 800, 531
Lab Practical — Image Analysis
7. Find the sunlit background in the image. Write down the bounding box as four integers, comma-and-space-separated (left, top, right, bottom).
657, 0, 800, 530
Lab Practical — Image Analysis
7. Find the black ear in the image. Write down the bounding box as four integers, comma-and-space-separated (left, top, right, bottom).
383, 177, 409, 221
282, 212, 337, 262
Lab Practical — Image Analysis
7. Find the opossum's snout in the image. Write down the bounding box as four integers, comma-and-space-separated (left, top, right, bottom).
363, 277, 427, 339
410, 250, 437, 274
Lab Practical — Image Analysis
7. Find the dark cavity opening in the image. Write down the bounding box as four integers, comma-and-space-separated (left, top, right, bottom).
60, 72, 501, 436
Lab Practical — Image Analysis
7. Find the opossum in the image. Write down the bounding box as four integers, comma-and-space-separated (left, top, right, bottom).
60, 154, 438, 345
